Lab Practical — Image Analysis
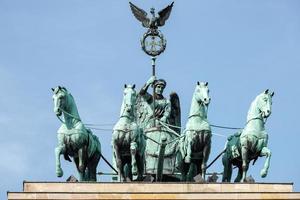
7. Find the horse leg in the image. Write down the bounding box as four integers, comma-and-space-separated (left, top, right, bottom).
55, 145, 65, 177
118, 162, 126, 182
185, 133, 193, 163
78, 146, 87, 173
123, 162, 132, 182
55, 132, 67, 178
222, 154, 232, 182
113, 151, 125, 182
130, 142, 138, 176
178, 155, 186, 182
187, 163, 197, 182
135, 154, 141, 181
260, 147, 271, 178
241, 145, 249, 182
180, 162, 188, 182
234, 166, 243, 182
114, 153, 126, 182
87, 152, 101, 181
74, 157, 85, 181
112, 133, 123, 178
114, 151, 124, 181
136, 153, 144, 181
201, 133, 211, 179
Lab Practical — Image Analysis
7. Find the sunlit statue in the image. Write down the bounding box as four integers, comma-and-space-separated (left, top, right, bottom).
111, 84, 145, 182
138, 76, 171, 128
222, 89, 274, 182
52, 86, 101, 181
136, 76, 180, 180
177, 82, 212, 181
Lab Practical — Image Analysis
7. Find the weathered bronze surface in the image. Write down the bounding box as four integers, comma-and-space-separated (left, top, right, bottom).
52, 86, 101, 181
177, 82, 212, 181
49, 3, 276, 183
136, 76, 181, 181
130, 2, 173, 56
222, 90, 274, 182
111, 84, 145, 182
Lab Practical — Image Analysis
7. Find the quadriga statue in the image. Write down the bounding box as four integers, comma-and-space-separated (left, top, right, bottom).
222, 89, 274, 182
112, 84, 145, 182
177, 82, 212, 181
52, 86, 101, 181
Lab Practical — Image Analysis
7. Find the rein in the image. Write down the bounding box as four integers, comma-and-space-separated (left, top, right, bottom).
56, 108, 81, 125
188, 100, 208, 119
245, 112, 267, 125
61, 108, 81, 121
56, 115, 66, 124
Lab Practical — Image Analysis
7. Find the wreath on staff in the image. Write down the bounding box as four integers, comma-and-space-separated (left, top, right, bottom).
141, 29, 167, 57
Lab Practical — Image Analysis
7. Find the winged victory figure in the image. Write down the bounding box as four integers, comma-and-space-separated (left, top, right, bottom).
129, 2, 174, 30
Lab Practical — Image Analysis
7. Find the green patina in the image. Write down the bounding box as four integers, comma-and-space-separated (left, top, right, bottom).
111, 84, 145, 182
222, 89, 274, 182
136, 76, 181, 180
50, 2, 276, 183
52, 86, 101, 181
177, 82, 212, 181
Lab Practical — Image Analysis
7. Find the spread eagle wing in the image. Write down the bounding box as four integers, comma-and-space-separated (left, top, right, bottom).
157, 2, 174, 27
129, 2, 150, 28
169, 92, 181, 134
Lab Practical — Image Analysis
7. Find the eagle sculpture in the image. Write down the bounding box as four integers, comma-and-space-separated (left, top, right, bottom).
129, 2, 174, 30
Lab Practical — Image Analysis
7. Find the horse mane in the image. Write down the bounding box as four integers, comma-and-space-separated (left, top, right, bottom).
246, 93, 263, 121
64, 90, 81, 120
119, 97, 126, 117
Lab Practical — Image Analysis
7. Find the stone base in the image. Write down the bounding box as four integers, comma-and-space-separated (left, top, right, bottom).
8, 182, 300, 200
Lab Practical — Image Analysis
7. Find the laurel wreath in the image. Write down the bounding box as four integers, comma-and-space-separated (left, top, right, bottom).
141, 29, 167, 57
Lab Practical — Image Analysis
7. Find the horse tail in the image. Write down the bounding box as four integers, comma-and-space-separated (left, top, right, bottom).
87, 133, 101, 158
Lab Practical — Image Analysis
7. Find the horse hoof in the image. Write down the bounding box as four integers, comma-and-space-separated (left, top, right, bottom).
116, 160, 122, 169
132, 169, 138, 176
132, 165, 138, 175
78, 165, 85, 173
56, 168, 63, 177
126, 177, 132, 182
260, 169, 267, 178
185, 157, 191, 163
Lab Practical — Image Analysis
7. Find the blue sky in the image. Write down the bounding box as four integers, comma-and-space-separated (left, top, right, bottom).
1, 0, 300, 198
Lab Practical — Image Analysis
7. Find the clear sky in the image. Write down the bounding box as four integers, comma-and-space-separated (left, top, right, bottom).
1, 0, 299, 198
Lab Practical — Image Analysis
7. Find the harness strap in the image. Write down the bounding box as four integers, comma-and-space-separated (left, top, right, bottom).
241, 133, 268, 140
158, 121, 180, 137
60, 108, 81, 121
56, 115, 66, 124
185, 129, 211, 133
113, 129, 132, 133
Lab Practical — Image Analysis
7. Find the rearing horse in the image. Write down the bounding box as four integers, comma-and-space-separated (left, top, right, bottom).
178, 82, 212, 181
112, 84, 145, 181
222, 89, 274, 182
52, 86, 101, 181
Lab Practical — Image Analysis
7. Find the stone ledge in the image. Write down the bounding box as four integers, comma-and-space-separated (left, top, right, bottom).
8, 192, 300, 200
23, 182, 293, 193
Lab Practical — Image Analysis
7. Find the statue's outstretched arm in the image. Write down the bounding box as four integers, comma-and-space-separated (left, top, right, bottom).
139, 84, 150, 95
139, 76, 156, 95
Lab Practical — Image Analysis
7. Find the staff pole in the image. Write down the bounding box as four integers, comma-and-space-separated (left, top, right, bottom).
151, 57, 156, 127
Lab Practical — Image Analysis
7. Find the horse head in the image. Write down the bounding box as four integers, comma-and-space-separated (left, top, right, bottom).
257, 89, 275, 119
195, 81, 211, 106
52, 86, 69, 116
120, 84, 137, 118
